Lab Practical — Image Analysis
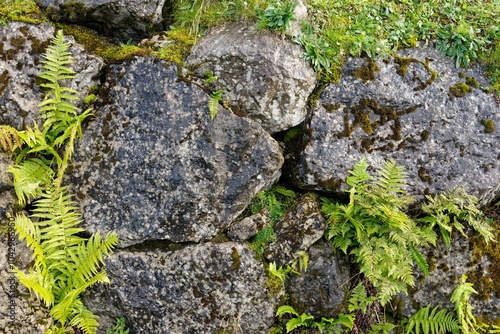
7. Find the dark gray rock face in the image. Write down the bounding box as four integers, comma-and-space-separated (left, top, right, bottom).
264, 193, 326, 267
290, 46, 500, 205
69, 57, 284, 247
84, 242, 276, 334
186, 23, 317, 134
36, 0, 165, 41
0, 22, 104, 129
288, 240, 351, 318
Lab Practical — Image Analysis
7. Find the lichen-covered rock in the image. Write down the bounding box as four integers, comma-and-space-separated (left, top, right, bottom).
264, 193, 326, 267
227, 208, 270, 242
83, 242, 276, 334
288, 240, 351, 318
0, 22, 104, 130
400, 233, 500, 321
68, 57, 283, 247
36, 0, 165, 41
185, 23, 316, 134
0, 183, 51, 333
289, 46, 500, 205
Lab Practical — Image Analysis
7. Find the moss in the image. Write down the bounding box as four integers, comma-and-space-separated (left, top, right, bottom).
283, 126, 302, 144
393, 56, 437, 91
481, 119, 495, 133
353, 59, 380, 82
417, 167, 433, 184
420, 129, 430, 141
465, 76, 480, 88
0, 69, 10, 96
231, 247, 240, 270
449, 82, 472, 97
10, 36, 26, 49
458, 71, 466, 78
157, 28, 197, 65
0, 0, 46, 24
250, 224, 276, 260
59, 2, 87, 22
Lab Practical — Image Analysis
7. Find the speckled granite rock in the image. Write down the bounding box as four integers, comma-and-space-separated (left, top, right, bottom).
185, 23, 317, 134
68, 57, 284, 247
288, 240, 351, 318
289, 45, 500, 205
36, 0, 165, 41
227, 208, 270, 242
0, 22, 104, 130
264, 193, 326, 267
83, 242, 276, 334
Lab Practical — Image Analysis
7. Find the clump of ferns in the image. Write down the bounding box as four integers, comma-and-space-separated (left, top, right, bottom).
1, 30, 118, 334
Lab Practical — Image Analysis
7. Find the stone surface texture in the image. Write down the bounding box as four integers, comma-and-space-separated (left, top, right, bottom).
288, 240, 351, 318
289, 46, 500, 205
36, 0, 165, 41
264, 193, 326, 267
186, 23, 317, 134
83, 242, 276, 334
0, 22, 104, 130
68, 57, 284, 247
227, 208, 270, 242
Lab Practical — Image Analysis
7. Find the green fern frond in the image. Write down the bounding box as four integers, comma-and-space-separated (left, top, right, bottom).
346, 156, 371, 188
374, 159, 407, 193
8, 158, 54, 206
405, 305, 459, 334
13, 267, 54, 307
208, 89, 225, 119
409, 244, 429, 276
348, 282, 377, 313
0, 125, 23, 152
68, 299, 99, 334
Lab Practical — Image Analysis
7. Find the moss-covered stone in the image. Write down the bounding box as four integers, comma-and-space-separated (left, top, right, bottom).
394, 56, 437, 91
481, 119, 495, 133
353, 59, 380, 82
157, 28, 197, 64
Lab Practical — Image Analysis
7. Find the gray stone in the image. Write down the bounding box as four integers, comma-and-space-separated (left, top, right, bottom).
264, 193, 326, 267
227, 208, 270, 241
68, 57, 284, 247
84, 242, 276, 334
36, 0, 165, 42
185, 23, 317, 134
0, 22, 104, 130
288, 240, 351, 318
0, 154, 13, 193
289, 45, 500, 205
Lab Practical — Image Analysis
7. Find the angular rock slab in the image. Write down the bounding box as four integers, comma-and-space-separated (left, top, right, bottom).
186, 23, 317, 134
264, 193, 326, 267
36, 0, 165, 41
68, 57, 283, 247
0, 22, 104, 129
83, 243, 276, 333
288, 240, 351, 318
290, 46, 500, 205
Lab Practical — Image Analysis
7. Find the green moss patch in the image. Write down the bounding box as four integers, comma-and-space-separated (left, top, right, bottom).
353, 59, 380, 82
157, 28, 197, 64
0, 0, 46, 24
481, 119, 495, 133
449, 82, 472, 97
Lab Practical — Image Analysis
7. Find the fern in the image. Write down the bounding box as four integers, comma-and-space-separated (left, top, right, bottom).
14, 186, 118, 333
208, 89, 225, 119
374, 159, 407, 193
0, 125, 23, 152
8, 158, 54, 206
408, 244, 429, 276
404, 305, 459, 334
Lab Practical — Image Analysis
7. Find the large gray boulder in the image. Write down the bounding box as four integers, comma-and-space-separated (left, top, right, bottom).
289, 46, 500, 205
186, 23, 317, 134
68, 57, 284, 247
36, 0, 165, 41
84, 242, 276, 334
0, 22, 104, 130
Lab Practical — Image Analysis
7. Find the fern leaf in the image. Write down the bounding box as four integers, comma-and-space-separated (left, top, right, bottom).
405, 305, 459, 334
68, 299, 99, 334
346, 156, 371, 187
8, 158, 54, 205
0, 125, 23, 152
375, 159, 407, 193
14, 213, 45, 269
276, 305, 300, 317
208, 95, 220, 119
13, 268, 54, 307
409, 244, 429, 276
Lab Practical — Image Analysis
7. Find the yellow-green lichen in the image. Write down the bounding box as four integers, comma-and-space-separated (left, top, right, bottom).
481, 119, 495, 133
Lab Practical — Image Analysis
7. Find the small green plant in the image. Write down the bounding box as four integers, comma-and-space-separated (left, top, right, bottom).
208, 89, 225, 119
436, 23, 488, 68
256, 1, 297, 33
276, 305, 354, 333
249, 185, 297, 221
296, 26, 334, 72
106, 317, 129, 334
404, 305, 459, 334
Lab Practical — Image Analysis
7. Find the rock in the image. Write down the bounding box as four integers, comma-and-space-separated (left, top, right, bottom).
288, 240, 351, 318
83, 242, 276, 334
68, 57, 283, 247
264, 193, 326, 267
401, 233, 500, 320
0, 154, 12, 193
0, 22, 104, 130
185, 23, 317, 134
289, 46, 500, 205
36, 0, 165, 42
288, 0, 308, 38
227, 208, 270, 242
